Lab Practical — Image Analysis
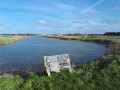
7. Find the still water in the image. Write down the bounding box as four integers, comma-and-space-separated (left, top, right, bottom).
0, 37, 107, 71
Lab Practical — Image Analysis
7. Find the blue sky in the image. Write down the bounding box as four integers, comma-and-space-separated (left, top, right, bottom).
0, 0, 120, 34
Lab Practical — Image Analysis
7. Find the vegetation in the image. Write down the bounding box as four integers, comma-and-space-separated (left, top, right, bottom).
46, 35, 120, 55
46, 35, 120, 44
0, 54, 120, 90
104, 32, 120, 36
0, 35, 120, 89
0, 36, 26, 45
67, 33, 81, 36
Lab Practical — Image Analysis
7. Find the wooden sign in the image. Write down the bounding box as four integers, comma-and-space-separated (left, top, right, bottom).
44, 54, 72, 77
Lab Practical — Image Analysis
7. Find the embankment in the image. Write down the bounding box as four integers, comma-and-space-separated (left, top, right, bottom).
45, 36, 120, 55
0, 36, 27, 45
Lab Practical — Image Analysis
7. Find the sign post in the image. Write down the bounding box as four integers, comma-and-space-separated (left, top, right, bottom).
44, 54, 72, 77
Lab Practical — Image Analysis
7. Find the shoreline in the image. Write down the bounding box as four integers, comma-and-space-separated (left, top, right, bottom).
45, 36, 120, 55
0, 36, 28, 45
0, 36, 120, 78
44, 36, 120, 66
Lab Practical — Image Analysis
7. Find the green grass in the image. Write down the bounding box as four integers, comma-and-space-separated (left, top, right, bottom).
0, 36, 26, 45
48, 35, 120, 44
0, 38, 8, 45
112, 39, 120, 44
0, 54, 120, 90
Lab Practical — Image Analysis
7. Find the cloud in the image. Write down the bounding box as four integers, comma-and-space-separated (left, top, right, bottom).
57, 4, 75, 9
103, 19, 120, 25
14, 12, 33, 16
86, 6, 120, 18
14, 12, 64, 22
105, 6, 120, 12
0, 22, 5, 26
0, 28, 6, 30
72, 16, 88, 24
36, 20, 73, 28
73, 21, 120, 34
109, 13, 120, 15
72, 19, 87, 23
11, 23, 17, 26
86, 11, 102, 18
56, 24, 73, 28
80, 0, 104, 15
37, 20, 53, 26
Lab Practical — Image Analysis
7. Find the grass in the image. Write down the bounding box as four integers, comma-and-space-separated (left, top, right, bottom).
0, 54, 120, 90
47, 36, 120, 50
0, 35, 120, 90
112, 39, 120, 43
47, 35, 120, 41
0, 36, 26, 45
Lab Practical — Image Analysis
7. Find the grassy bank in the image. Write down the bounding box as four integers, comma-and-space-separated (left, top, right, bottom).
45, 35, 120, 44
46, 35, 120, 54
0, 36, 27, 45
0, 35, 120, 90
0, 54, 120, 90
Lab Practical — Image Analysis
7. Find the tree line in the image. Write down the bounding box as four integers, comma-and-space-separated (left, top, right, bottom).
104, 32, 120, 36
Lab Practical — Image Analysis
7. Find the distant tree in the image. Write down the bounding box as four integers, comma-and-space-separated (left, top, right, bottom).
74, 33, 81, 36
68, 34, 72, 36
104, 32, 120, 36
67, 33, 81, 36
27, 33, 31, 36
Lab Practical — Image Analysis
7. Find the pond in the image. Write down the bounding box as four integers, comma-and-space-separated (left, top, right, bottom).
0, 37, 107, 71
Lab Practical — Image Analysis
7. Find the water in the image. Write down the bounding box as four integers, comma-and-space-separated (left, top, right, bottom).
0, 37, 107, 71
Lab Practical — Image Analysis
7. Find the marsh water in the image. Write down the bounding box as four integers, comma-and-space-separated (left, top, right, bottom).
0, 37, 107, 71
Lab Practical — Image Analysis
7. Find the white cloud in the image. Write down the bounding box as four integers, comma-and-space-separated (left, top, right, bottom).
14, 12, 33, 16
56, 24, 73, 28
37, 20, 53, 26
80, 0, 104, 15
109, 13, 120, 14
0, 28, 5, 30
85, 6, 120, 18
103, 19, 120, 25
38, 20, 46, 24
73, 19, 87, 23
86, 11, 102, 18
0, 22, 5, 26
105, 6, 120, 12
36, 20, 73, 28
57, 4, 75, 9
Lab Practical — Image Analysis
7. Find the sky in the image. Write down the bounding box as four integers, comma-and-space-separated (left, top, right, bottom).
0, 0, 120, 34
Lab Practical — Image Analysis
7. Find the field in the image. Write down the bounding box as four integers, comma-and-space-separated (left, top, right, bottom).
0, 35, 120, 90
0, 36, 27, 45
48, 35, 120, 44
